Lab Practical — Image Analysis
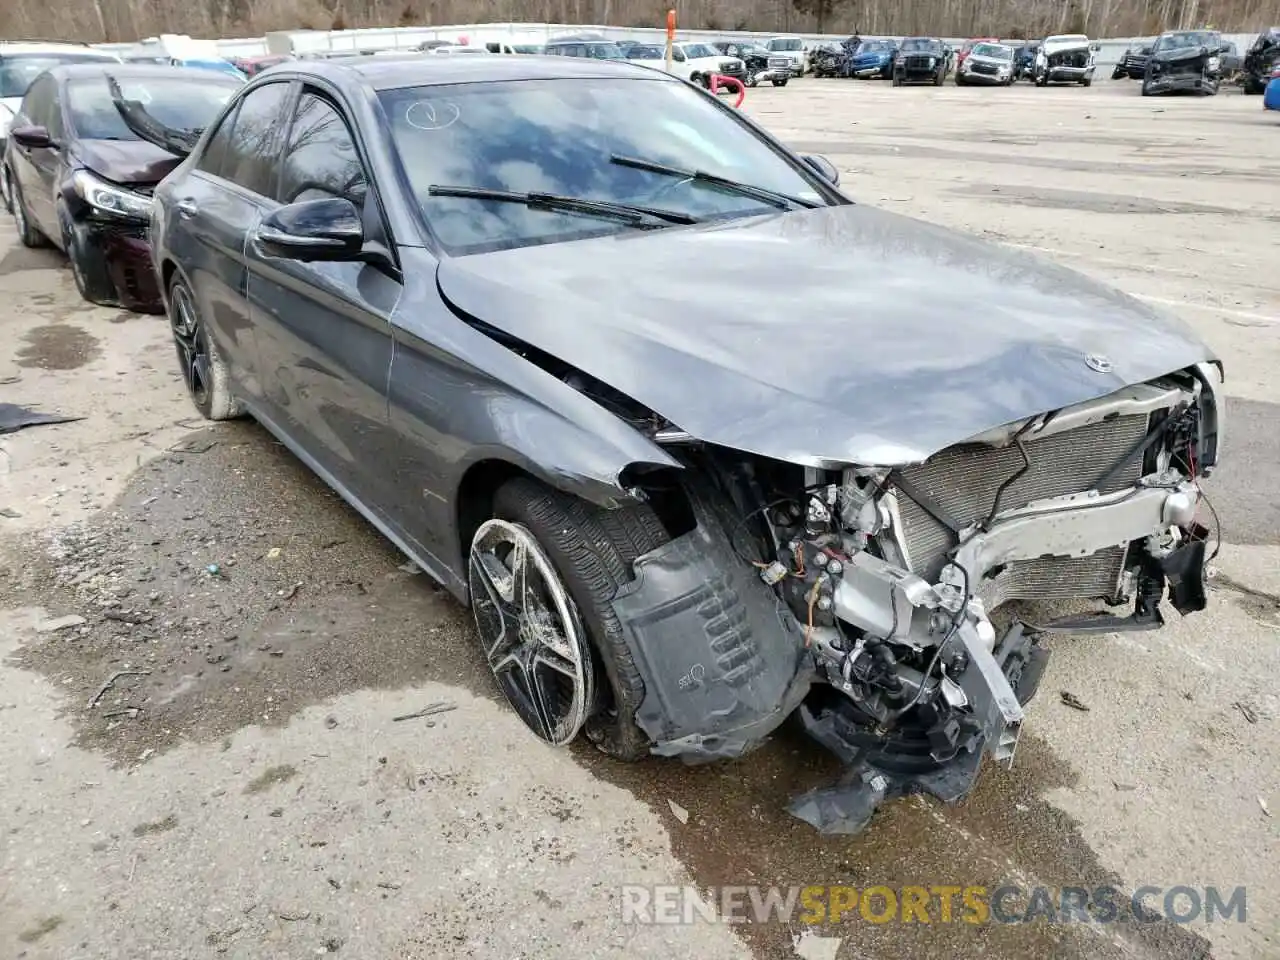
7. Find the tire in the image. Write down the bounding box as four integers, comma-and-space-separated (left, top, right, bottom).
11, 180, 47, 248
934, 69, 945, 86
772, 79, 787, 87
60, 209, 116, 307
0, 165, 12, 215
1081, 77, 1092, 87
955, 73, 966, 86
1141, 78, 1152, 96
167, 275, 244, 421
472, 477, 670, 760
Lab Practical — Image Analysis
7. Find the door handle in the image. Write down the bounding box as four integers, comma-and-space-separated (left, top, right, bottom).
176, 198, 198, 218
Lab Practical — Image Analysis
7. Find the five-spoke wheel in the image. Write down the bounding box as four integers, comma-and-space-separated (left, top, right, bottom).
469, 518, 594, 746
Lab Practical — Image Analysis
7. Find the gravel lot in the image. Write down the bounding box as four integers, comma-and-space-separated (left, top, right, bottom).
1, 77, 1278, 960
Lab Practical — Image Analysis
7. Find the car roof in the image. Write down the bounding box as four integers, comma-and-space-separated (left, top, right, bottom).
0, 41, 118, 57
46, 62, 244, 83
265, 54, 674, 90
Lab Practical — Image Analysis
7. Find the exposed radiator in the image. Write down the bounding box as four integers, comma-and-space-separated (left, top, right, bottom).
892, 414, 1152, 592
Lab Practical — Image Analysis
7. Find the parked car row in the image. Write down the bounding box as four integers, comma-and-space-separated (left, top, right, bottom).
806, 33, 1098, 87
1112, 27, 1279, 97
808, 25, 1277, 99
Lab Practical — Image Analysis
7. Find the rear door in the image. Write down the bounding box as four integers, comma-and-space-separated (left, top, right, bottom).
10, 73, 59, 236
166, 79, 294, 404
245, 86, 403, 510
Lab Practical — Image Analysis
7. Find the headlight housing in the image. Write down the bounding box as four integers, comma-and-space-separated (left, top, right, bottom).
72, 169, 153, 221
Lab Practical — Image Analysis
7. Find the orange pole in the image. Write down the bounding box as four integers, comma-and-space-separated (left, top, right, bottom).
665, 10, 675, 73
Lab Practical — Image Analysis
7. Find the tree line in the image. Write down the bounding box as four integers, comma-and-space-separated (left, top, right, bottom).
2, 0, 1274, 46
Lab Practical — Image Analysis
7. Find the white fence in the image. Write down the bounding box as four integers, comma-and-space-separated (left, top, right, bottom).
95, 22, 1261, 69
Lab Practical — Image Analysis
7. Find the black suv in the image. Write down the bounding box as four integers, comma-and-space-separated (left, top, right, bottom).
1242, 28, 1280, 94
1142, 30, 1225, 96
1111, 41, 1153, 79
892, 38, 949, 86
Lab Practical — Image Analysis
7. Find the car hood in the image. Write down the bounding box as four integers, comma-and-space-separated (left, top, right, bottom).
1151, 45, 1211, 63
1043, 38, 1091, 55
436, 204, 1215, 468
74, 139, 181, 186
967, 53, 1010, 67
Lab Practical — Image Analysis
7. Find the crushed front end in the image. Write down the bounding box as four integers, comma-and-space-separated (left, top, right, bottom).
615, 365, 1222, 833
1146, 48, 1221, 94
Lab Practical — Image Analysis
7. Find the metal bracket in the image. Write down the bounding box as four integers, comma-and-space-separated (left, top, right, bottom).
954, 622, 1023, 762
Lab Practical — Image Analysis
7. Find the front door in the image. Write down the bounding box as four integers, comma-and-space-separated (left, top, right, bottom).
245, 88, 403, 516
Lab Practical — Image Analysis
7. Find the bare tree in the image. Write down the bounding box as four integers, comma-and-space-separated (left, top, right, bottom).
0, 0, 1272, 43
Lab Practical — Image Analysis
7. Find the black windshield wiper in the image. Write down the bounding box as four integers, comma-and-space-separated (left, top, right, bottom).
425, 185, 700, 227
609, 154, 819, 211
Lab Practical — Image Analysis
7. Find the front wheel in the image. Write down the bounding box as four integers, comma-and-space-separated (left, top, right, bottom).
1081, 77, 1092, 87
167, 275, 245, 421
470, 478, 670, 760
772, 78, 788, 87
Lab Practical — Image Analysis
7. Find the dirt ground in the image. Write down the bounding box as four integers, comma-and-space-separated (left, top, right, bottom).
2, 78, 1278, 960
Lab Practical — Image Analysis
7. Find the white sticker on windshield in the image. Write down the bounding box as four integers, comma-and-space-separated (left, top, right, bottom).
405, 100, 460, 131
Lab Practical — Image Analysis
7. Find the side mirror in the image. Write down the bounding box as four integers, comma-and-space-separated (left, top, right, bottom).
254, 197, 364, 262
802, 154, 840, 186
10, 124, 55, 149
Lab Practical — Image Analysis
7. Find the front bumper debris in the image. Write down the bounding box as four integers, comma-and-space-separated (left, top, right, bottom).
87, 218, 163, 312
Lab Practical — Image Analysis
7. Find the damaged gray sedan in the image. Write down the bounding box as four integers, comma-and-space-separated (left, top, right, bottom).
149, 55, 1224, 834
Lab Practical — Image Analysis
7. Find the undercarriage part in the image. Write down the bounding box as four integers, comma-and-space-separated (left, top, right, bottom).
611, 489, 813, 762
788, 704, 986, 834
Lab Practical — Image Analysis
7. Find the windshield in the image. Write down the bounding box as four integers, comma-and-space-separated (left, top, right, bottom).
66, 75, 238, 140
900, 39, 939, 52
512, 44, 543, 54
0, 53, 117, 98
971, 43, 1012, 59
683, 44, 717, 59
1155, 31, 1216, 51
769, 39, 803, 52
380, 78, 824, 255
181, 59, 247, 79
626, 45, 664, 59
857, 41, 895, 53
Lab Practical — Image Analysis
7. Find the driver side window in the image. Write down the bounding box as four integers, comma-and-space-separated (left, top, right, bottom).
673, 48, 686, 62
276, 90, 368, 208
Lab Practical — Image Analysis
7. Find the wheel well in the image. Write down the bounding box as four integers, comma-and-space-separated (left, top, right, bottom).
455, 459, 534, 562
455, 459, 697, 564
160, 259, 178, 295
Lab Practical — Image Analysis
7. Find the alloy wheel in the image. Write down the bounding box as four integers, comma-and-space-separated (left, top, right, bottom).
169, 285, 212, 408
468, 518, 594, 746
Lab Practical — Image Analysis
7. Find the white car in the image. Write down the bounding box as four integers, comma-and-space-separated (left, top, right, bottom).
1034, 34, 1098, 86
955, 41, 1016, 85
624, 42, 745, 87
1, 41, 120, 210
766, 36, 809, 75
428, 45, 491, 56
